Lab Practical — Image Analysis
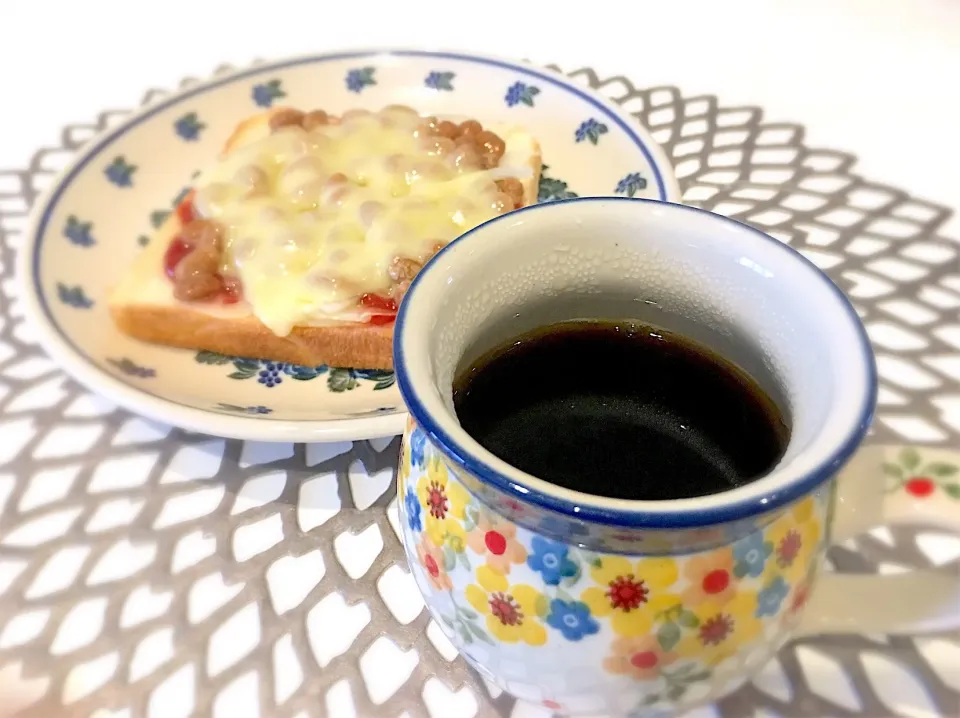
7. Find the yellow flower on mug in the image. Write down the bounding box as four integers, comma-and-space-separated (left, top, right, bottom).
603, 634, 678, 681
465, 565, 547, 645
679, 591, 763, 665
581, 556, 679, 637
466, 510, 527, 574
398, 437, 411, 494
765, 514, 821, 581
681, 547, 737, 607
418, 456, 471, 546
791, 496, 815, 523
416, 534, 452, 592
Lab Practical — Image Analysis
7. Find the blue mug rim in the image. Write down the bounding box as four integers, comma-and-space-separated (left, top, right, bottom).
394, 197, 878, 529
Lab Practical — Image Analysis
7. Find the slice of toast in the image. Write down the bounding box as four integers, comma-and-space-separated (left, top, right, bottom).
109, 108, 542, 370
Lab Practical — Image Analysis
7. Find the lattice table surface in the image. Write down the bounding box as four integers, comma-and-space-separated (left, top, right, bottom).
0, 65, 958, 718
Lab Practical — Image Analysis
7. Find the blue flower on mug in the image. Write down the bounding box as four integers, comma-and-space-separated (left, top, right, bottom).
410, 426, 427, 469
732, 531, 773, 578
755, 576, 790, 618
404, 486, 423, 532
546, 599, 599, 641
527, 536, 578, 586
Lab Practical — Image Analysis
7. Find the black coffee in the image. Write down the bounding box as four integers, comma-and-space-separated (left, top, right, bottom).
452, 320, 789, 501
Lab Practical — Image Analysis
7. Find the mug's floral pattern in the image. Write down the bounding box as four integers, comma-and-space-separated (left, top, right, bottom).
883, 446, 960, 499
398, 419, 829, 713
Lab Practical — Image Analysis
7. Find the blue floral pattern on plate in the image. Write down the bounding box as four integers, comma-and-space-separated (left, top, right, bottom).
64, 216, 95, 247
24, 50, 678, 439
346, 67, 376, 93
57, 283, 93, 309
174, 112, 205, 141
194, 351, 395, 392
252, 79, 286, 108
538, 165, 579, 202
505, 82, 540, 107
107, 357, 156, 378
576, 119, 608, 145
615, 172, 648, 197
105, 156, 136, 187
216, 403, 272, 415
424, 71, 455, 91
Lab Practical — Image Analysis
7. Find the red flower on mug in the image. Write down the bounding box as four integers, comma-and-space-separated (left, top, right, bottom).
425, 480, 449, 519
904, 477, 936, 497
682, 547, 737, 607
776, 529, 802, 568
699, 613, 735, 646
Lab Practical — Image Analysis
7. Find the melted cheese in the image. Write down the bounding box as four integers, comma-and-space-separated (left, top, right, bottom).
191, 108, 524, 336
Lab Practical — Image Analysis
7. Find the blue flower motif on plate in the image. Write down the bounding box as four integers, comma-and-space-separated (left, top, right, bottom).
174, 112, 206, 141
527, 536, 579, 585
538, 164, 578, 202
546, 599, 599, 641
424, 71, 455, 91
346, 67, 376, 93
57, 283, 93, 309
107, 357, 156, 378
615, 172, 648, 197
755, 576, 790, 617
732, 531, 773, 578
252, 79, 286, 108
105, 156, 136, 187
193, 351, 395, 393
216, 403, 272, 415
64, 215, 95, 247
258, 362, 284, 387
404, 486, 423, 532
505, 82, 540, 107
409, 426, 427, 469
575, 118, 608, 145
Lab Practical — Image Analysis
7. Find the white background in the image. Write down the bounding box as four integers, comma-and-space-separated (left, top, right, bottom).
1, 0, 959, 237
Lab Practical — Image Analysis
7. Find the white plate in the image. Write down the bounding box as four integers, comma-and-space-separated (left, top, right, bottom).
18, 49, 680, 442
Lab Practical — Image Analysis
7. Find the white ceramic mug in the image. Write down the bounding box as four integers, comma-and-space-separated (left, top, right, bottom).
392, 198, 960, 717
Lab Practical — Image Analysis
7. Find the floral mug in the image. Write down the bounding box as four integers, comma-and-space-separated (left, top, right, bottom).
392, 198, 960, 717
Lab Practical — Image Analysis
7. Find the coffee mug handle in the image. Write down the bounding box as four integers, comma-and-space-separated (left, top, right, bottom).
796, 445, 960, 636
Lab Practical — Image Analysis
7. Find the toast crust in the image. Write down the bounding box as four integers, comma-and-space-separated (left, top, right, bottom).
109, 108, 542, 371
111, 302, 395, 369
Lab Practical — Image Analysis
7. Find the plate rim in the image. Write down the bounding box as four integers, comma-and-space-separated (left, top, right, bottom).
17, 47, 681, 442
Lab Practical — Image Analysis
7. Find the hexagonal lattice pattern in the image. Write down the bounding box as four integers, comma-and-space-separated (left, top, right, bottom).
0, 64, 956, 718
